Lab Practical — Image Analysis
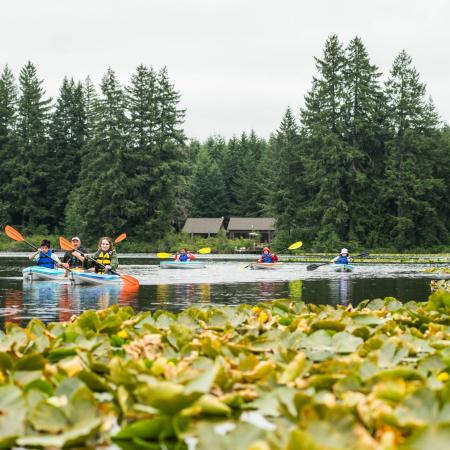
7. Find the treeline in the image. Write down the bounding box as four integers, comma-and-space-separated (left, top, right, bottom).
1, 35, 449, 250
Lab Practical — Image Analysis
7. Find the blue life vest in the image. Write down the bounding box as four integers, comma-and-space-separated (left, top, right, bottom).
261, 253, 273, 263
336, 255, 349, 264
37, 249, 56, 269
179, 253, 189, 262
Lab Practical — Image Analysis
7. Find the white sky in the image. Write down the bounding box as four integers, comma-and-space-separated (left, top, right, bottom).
1, 0, 449, 140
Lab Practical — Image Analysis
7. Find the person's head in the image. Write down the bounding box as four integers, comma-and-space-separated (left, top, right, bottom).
40, 239, 51, 252
98, 237, 114, 252
71, 236, 81, 249
180, 248, 187, 254
340, 248, 349, 256
263, 247, 270, 254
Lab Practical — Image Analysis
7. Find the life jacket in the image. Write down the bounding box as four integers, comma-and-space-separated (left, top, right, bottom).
336, 255, 349, 264
95, 251, 112, 274
65, 247, 85, 268
178, 253, 189, 262
260, 253, 274, 263
37, 249, 56, 269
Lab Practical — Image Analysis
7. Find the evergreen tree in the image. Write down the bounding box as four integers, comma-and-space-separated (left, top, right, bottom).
65, 68, 130, 238
189, 147, 228, 217
264, 108, 307, 245
11, 62, 52, 229
381, 50, 446, 247
48, 78, 87, 229
231, 131, 266, 216
0, 65, 18, 225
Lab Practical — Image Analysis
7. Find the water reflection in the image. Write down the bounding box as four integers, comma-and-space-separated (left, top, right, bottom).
330, 277, 353, 306
289, 280, 303, 302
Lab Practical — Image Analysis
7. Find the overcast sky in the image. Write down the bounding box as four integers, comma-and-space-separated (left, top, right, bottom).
2, 0, 449, 140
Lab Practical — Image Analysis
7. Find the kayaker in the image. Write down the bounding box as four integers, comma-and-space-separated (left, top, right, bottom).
333, 248, 352, 265
175, 248, 196, 262
61, 236, 86, 269
87, 237, 119, 274
28, 240, 61, 269
258, 247, 278, 263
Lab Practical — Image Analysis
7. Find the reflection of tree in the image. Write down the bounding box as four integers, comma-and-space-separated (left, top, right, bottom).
3, 289, 23, 326
156, 284, 169, 304
289, 280, 303, 302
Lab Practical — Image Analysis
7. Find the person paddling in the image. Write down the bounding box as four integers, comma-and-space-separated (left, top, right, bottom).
258, 247, 278, 263
29, 239, 61, 269
61, 236, 86, 269
333, 248, 352, 265
87, 237, 119, 274
175, 248, 196, 262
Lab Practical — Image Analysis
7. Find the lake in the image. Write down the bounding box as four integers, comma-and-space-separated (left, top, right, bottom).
0, 254, 447, 325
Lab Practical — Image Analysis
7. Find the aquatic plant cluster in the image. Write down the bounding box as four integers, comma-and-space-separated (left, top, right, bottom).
1, 292, 450, 449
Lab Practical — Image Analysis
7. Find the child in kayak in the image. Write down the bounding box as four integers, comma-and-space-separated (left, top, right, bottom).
258, 247, 278, 263
29, 239, 61, 268
61, 236, 86, 269
333, 248, 352, 265
87, 237, 119, 274
175, 248, 196, 262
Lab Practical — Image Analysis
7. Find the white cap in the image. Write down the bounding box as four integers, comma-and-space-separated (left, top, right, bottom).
340, 248, 348, 254
71, 236, 81, 242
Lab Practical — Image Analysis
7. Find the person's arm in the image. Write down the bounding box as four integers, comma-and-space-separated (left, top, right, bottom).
188, 253, 196, 261
332, 256, 339, 262
109, 252, 119, 271
29, 249, 40, 261
51, 253, 61, 264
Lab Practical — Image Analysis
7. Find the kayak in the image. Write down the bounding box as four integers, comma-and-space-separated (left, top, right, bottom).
69, 271, 121, 285
330, 264, 355, 273
23, 266, 66, 282
249, 262, 283, 270
160, 261, 206, 269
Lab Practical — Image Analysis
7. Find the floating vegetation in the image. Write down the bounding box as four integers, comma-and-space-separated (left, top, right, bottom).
1, 290, 450, 448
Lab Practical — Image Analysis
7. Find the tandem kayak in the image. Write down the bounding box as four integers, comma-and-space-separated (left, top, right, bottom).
68, 271, 121, 285
23, 266, 66, 282
160, 261, 206, 269
249, 262, 283, 270
330, 264, 355, 273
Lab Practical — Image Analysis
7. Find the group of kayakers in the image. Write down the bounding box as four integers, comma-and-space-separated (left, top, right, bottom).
29, 236, 118, 274
29, 237, 352, 272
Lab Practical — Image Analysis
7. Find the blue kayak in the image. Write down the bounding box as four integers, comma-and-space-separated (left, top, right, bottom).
23, 266, 66, 281
330, 264, 355, 273
68, 271, 121, 285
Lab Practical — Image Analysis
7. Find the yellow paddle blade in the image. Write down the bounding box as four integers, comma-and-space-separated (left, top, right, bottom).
156, 252, 172, 258
197, 247, 211, 254
288, 241, 303, 250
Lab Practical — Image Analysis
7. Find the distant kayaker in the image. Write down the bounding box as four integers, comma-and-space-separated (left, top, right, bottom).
61, 236, 86, 269
87, 237, 119, 274
258, 247, 278, 263
29, 239, 61, 269
175, 248, 196, 262
333, 248, 352, 265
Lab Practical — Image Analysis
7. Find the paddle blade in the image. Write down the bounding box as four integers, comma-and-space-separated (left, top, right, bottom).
156, 252, 172, 258
115, 233, 127, 244
59, 236, 75, 251
4, 225, 25, 242
357, 251, 370, 258
306, 264, 320, 271
119, 273, 140, 287
197, 247, 211, 254
288, 241, 303, 250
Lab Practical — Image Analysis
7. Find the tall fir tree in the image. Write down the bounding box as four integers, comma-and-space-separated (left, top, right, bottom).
48, 78, 87, 229
189, 147, 228, 217
382, 50, 445, 247
65, 68, 130, 238
231, 131, 266, 216
10, 62, 52, 229
0, 65, 18, 225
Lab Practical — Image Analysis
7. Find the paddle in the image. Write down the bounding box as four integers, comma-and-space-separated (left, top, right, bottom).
4, 225, 40, 251
156, 247, 211, 258
59, 237, 140, 286
306, 251, 370, 271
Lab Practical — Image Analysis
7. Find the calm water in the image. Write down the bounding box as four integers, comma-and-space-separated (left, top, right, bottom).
0, 254, 447, 325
